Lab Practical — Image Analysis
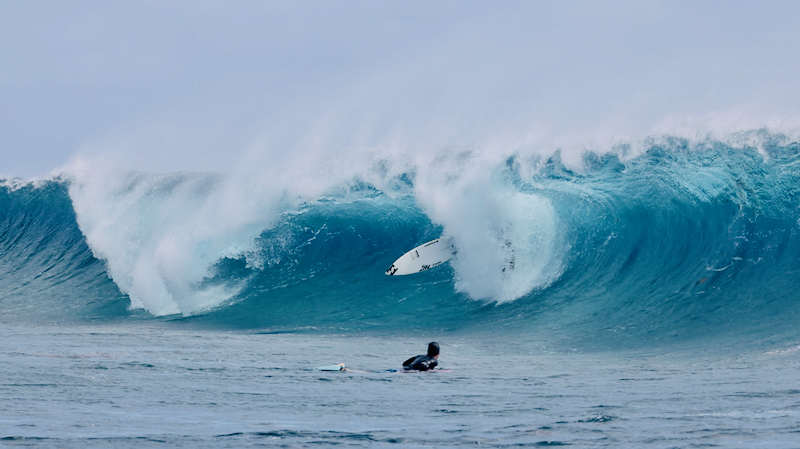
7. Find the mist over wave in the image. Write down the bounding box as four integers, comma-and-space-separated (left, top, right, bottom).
3, 129, 800, 348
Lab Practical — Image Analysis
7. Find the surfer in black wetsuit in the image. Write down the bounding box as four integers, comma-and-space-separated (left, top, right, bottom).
402, 342, 440, 371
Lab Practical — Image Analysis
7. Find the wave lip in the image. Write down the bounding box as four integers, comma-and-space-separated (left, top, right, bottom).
2, 131, 800, 349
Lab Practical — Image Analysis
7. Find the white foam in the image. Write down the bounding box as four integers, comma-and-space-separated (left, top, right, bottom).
412, 150, 565, 303
66, 163, 289, 316
62, 122, 799, 314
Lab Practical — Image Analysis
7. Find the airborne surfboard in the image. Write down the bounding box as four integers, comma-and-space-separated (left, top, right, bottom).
385, 238, 456, 276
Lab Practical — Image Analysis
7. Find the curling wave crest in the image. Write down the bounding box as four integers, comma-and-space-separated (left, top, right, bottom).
2, 131, 800, 348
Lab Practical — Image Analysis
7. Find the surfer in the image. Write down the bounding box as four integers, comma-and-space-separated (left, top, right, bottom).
402, 342, 440, 371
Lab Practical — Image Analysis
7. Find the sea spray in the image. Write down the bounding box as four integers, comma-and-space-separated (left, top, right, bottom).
409, 148, 566, 302
1, 133, 799, 347
67, 170, 286, 315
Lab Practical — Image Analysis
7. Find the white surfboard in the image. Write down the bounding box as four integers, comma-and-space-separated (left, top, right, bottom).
314, 364, 368, 373
385, 238, 456, 276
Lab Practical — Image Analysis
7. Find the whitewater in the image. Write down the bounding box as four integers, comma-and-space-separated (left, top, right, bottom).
3, 131, 800, 447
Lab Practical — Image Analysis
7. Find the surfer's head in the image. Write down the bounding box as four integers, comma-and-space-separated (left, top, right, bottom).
427, 342, 440, 357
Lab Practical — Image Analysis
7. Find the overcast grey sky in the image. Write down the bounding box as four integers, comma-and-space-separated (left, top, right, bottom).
3, 0, 800, 178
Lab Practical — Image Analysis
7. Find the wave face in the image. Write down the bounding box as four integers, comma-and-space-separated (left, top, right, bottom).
0, 181, 131, 321
4, 132, 800, 349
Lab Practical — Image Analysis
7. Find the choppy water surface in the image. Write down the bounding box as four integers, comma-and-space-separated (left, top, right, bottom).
3, 133, 800, 446
2, 323, 799, 448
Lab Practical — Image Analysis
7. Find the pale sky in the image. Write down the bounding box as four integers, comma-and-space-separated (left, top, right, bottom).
3, 0, 800, 178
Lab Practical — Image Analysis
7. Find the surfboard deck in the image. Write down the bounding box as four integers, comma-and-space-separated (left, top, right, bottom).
315, 363, 346, 371
385, 238, 456, 276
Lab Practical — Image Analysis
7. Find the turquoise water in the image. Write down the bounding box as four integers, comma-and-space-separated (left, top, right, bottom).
3, 133, 800, 446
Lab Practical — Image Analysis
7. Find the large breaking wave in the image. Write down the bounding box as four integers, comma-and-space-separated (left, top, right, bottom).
3, 131, 800, 349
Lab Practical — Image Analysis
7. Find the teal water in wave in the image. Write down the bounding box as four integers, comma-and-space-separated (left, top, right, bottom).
3, 134, 800, 446
3, 135, 800, 349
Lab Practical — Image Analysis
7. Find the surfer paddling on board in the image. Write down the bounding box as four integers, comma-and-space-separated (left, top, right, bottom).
402, 342, 440, 371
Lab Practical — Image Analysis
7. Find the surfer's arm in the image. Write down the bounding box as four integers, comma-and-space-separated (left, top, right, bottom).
402, 356, 416, 368
419, 359, 438, 371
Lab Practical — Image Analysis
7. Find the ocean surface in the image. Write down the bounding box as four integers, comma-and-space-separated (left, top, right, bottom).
3, 132, 800, 447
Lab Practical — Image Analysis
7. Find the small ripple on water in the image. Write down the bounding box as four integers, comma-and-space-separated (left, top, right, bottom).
577, 415, 617, 423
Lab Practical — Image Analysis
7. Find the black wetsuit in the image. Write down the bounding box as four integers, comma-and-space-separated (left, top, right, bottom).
402, 354, 438, 371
